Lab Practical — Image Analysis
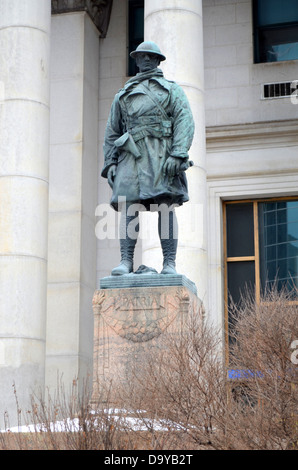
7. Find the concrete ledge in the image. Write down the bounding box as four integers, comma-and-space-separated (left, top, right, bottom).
99, 273, 197, 296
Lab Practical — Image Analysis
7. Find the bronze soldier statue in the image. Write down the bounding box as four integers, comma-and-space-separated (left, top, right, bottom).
102, 41, 195, 276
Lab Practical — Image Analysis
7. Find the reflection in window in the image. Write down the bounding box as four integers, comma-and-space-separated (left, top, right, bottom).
259, 201, 298, 293
269, 43, 298, 62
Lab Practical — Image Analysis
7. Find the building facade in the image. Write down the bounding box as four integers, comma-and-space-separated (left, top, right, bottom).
0, 0, 297, 425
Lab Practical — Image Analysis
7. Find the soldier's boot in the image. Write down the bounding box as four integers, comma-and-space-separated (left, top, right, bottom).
159, 210, 178, 275
111, 211, 139, 276
160, 237, 178, 274
111, 238, 137, 275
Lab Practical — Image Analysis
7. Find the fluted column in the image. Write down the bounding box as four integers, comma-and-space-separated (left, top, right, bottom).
0, 0, 51, 426
142, 0, 208, 302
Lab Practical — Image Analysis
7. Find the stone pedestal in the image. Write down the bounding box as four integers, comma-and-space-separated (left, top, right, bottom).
91, 275, 203, 405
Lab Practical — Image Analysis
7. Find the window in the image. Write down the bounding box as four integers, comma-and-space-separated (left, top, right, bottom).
253, 0, 298, 63
224, 198, 298, 347
259, 200, 298, 293
128, 0, 144, 76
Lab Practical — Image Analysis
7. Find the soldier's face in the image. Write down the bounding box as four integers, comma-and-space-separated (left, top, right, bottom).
135, 53, 160, 72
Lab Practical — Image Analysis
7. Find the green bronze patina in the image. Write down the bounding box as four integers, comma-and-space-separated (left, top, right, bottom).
101, 41, 195, 276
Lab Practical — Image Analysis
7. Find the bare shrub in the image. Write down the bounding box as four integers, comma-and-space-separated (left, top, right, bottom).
0, 377, 138, 450
120, 287, 298, 450
1, 287, 297, 450
228, 286, 298, 450
120, 313, 230, 450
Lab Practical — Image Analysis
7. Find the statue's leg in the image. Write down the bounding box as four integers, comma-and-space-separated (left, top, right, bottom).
111, 203, 139, 276
159, 208, 178, 275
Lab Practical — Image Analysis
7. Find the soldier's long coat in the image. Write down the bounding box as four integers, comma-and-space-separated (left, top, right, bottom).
102, 68, 195, 211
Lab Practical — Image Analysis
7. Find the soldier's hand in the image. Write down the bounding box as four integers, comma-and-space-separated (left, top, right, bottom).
107, 164, 117, 188
163, 156, 181, 178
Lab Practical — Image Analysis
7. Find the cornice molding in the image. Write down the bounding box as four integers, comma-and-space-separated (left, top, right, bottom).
51, 0, 113, 37
206, 119, 298, 152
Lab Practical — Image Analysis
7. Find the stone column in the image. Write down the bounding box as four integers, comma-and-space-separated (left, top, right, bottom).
0, 0, 51, 426
46, 9, 100, 396
143, 0, 208, 303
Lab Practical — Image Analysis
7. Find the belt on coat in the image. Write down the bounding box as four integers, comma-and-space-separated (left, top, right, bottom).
127, 116, 172, 141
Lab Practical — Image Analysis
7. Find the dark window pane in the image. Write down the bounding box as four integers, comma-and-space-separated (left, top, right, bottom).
277, 207, 287, 224
264, 202, 276, 211
256, 0, 298, 26
128, 1, 144, 76
253, 0, 298, 63
259, 200, 298, 294
227, 261, 255, 344
265, 208, 276, 226
266, 245, 276, 261
277, 242, 287, 260
227, 261, 255, 308
226, 203, 254, 257
265, 224, 276, 246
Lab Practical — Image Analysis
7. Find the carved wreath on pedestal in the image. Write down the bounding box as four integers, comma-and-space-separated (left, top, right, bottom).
93, 289, 190, 343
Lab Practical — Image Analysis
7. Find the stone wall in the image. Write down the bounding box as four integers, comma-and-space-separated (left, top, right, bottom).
203, 0, 298, 126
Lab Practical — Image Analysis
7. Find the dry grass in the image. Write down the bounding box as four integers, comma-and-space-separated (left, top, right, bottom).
1, 286, 297, 450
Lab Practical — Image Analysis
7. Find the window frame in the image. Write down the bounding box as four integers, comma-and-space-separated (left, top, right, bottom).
223, 196, 298, 362
253, 0, 298, 64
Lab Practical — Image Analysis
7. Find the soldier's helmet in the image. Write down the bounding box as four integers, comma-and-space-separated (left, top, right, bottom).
130, 41, 166, 61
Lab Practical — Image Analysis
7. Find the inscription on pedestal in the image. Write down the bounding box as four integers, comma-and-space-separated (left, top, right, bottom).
97, 289, 183, 343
